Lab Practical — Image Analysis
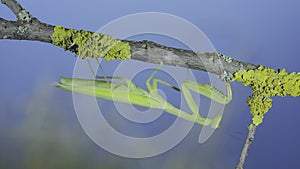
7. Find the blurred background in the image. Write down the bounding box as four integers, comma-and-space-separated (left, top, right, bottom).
1, 0, 300, 168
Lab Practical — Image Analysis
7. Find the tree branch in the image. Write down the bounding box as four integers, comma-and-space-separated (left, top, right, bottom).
236, 125, 257, 169
0, 0, 257, 78
0, 0, 259, 169
0, 0, 54, 42
1, 0, 23, 17
0, 17, 53, 42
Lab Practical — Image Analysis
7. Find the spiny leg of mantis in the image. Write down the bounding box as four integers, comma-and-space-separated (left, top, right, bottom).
146, 62, 232, 128
180, 80, 232, 128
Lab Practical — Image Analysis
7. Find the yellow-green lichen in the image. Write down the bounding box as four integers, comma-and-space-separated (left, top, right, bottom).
51, 26, 131, 61
233, 65, 300, 126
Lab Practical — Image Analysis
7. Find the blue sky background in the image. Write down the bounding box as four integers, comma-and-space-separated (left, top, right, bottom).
1, 0, 300, 168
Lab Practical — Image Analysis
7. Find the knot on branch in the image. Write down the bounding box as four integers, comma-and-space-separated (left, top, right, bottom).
233, 66, 300, 125
17, 10, 32, 23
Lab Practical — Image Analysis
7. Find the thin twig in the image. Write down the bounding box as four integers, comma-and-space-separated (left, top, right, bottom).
0, 1, 258, 168
1, 0, 23, 17
236, 125, 257, 169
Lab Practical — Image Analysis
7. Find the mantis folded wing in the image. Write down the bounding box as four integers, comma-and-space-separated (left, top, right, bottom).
57, 62, 232, 128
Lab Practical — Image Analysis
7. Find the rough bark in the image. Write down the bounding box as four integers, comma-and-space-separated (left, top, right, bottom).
0, 0, 258, 168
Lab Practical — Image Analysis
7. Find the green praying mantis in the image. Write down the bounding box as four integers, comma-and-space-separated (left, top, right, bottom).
56, 61, 232, 128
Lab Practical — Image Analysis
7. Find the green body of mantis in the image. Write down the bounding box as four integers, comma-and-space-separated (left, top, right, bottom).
57, 62, 232, 128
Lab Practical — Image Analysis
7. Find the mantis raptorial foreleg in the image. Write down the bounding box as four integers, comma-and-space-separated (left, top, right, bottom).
181, 80, 232, 128
144, 62, 232, 128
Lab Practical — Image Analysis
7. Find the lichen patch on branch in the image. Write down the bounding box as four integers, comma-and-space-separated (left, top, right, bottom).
51, 26, 131, 61
233, 65, 300, 125
17, 10, 32, 23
